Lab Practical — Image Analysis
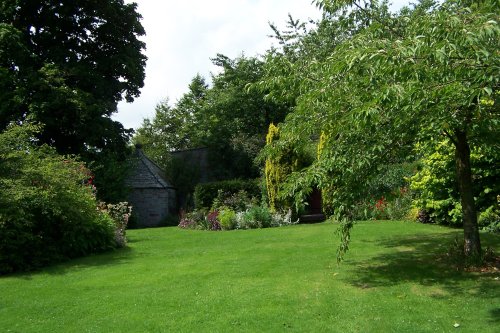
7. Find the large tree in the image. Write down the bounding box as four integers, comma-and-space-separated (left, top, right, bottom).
261, 0, 499, 258
201, 54, 289, 179
0, 0, 146, 155
135, 55, 290, 180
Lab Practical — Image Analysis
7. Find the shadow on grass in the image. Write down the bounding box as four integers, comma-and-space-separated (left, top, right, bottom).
490, 308, 500, 324
4, 246, 135, 280
346, 231, 500, 299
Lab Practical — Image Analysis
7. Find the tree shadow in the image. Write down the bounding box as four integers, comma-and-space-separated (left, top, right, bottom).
3, 246, 135, 280
345, 232, 500, 299
490, 308, 500, 324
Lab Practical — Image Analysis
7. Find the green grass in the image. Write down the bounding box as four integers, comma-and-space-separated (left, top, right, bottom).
0, 221, 498, 332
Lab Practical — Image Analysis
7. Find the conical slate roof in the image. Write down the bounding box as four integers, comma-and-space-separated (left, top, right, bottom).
126, 147, 174, 189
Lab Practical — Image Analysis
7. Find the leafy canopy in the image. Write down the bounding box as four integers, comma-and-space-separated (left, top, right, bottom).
0, 123, 116, 274
0, 0, 147, 155
258, 0, 498, 258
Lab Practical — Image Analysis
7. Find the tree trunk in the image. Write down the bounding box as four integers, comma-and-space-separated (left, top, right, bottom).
454, 130, 481, 256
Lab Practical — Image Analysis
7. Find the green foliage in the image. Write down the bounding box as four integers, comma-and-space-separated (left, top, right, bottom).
349, 163, 417, 221
0, 124, 116, 274
211, 190, 257, 212
256, 0, 499, 258
335, 218, 354, 263
264, 123, 284, 211
385, 189, 415, 220
0, 1, 146, 156
239, 205, 273, 229
133, 55, 290, 182
89, 148, 133, 203
263, 123, 315, 213
410, 140, 500, 227
133, 77, 207, 154
218, 208, 237, 230
179, 202, 297, 231
479, 202, 500, 233
203, 55, 289, 179
235, 205, 298, 229
367, 163, 417, 199
165, 154, 202, 210
316, 132, 335, 214
194, 179, 261, 209
351, 189, 414, 221
0, 1, 145, 204
98, 202, 132, 248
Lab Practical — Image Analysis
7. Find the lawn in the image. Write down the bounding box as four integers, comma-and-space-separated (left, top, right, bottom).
0, 221, 498, 332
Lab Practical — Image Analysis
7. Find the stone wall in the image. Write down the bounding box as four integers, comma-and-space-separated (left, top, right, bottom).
128, 188, 176, 227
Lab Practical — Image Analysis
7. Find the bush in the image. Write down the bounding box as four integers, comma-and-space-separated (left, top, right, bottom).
212, 190, 256, 211
351, 188, 413, 221
178, 209, 207, 230
351, 196, 387, 220
179, 203, 297, 231
479, 197, 500, 233
98, 202, 132, 247
207, 210, 222, 231
178, 209, 221, 231
219, 208, 237, 230
237, 205, 273, 229
0, 124, 117, 274
270, 209, 299, 227
194, 179, 260, 209
385, 188, 414, 220
410, 140, 499, 228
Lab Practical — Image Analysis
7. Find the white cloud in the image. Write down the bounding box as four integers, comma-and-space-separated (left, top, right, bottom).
114, 0, 412, 130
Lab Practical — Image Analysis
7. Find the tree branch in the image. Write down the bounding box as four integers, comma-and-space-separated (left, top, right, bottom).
442, 129, 458, 146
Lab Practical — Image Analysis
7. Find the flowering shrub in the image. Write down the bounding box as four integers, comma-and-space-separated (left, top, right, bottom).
351, 188, 413, 221
178, 209, 206, 230
207, 210, 222, 231
179, 204, 298, 231
373, 196, 388, 219
177, 209, 221, 231
270, 209, 298, 227
178, 217, 198, 229
0, 124, 116, 274
98, 202, 132, 247
351, 196, 388, 220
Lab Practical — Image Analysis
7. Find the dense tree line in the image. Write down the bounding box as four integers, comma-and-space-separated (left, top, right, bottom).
259, 0, 499, 258
1, 0, 496, 269
138, 0, 498, 260
0, 0, 147, 202
134, 54, 290, 183
0, 1, 146, 273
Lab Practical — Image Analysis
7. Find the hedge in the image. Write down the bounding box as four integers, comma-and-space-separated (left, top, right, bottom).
194, 179, 261, 209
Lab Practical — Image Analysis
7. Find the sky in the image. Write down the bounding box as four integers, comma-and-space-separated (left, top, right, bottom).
114, 0, 411, 130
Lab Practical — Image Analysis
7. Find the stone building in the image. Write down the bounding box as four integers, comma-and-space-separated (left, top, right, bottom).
170, 147, 212, 183
126, 145, 176, 227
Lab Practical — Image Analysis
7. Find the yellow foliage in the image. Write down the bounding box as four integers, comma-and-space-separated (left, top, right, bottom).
317, 131, 328, 160
265, 123, 281, 212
